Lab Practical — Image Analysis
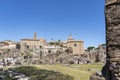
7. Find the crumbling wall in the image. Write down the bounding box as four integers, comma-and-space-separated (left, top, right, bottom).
90, 0, 120, 80
106, 0, 120, 80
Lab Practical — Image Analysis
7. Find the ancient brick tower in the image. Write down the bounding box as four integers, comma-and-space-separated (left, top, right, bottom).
106, 0, 120, 80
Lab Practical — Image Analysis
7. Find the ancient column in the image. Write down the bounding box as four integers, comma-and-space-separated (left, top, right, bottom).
106, 0, 120, 80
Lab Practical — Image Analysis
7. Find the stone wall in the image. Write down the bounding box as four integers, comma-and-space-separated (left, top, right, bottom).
90, 0, 120, 80
106, 0, 120, 80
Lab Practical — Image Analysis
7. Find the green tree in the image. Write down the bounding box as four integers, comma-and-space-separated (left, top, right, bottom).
4, 49, 10, 58
5, 49, 10, 54
49, 42, 55, 45
39, 45, 43, 49
101, 43, 106, 46
48, 50, 52, 54
87, 46, 95, 51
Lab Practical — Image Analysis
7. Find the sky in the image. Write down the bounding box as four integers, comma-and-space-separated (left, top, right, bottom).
0, 0, 105, 49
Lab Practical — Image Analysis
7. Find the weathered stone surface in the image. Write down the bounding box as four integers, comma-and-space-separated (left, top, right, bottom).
110, 58, 120, 62
106, 0, 117, 6
90, 73, 105, 80
106, 0, 120, 79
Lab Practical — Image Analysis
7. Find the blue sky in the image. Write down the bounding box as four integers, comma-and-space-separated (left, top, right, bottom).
0, 0, 105, 49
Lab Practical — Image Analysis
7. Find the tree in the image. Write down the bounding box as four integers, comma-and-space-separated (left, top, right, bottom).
4, 49, 10, 58
5, 49, 10, 54
39, 45, 42, 49
87, 46, 95, 51
57, 39, 62, 46
21, 52, 25, 56
101, 44, 106, 47
58, 39, 61, 42
48, 50, 52, 54
49, 42, 55, 45
25, 51, 32, 58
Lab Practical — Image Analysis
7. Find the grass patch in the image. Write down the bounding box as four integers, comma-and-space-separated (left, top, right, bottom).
15, 66, 73, 80
13, 63, 104, 80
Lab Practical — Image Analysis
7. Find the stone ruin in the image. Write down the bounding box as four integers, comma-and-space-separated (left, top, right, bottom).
82, 46, 106, 64
13, 45, 106, 66
13, 51, 74, 65
90, 0, 120, 80
106, 0, 120, 80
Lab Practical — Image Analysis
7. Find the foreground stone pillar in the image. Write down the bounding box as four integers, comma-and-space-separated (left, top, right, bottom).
106, 0, 120, 80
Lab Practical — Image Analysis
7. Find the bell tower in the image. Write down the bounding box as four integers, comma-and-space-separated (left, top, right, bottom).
67, 33, 74, 41
34, 32, 37, 40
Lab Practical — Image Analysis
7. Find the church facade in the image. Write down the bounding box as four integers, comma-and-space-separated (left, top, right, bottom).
65, 34, 84, 56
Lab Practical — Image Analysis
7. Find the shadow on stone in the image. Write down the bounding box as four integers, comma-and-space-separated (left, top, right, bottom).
90, 64, 106, 80
14, 66, 74, 80
101, 63, 106, 78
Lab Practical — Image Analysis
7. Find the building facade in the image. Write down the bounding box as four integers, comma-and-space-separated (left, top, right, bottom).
20, 33, 47, 52
20, 33, 84, 56
65, 34, 84, 56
